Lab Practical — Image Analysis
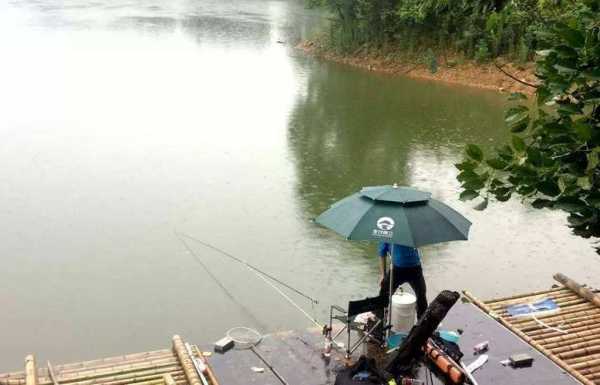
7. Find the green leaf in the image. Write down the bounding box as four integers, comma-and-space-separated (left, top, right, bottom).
586, 193, 600, 208
531, 199, 553, 209
577, 176, 592, 190
497, 145, 514, 161
457, 169, 479, 182
495, 192, 512, 202
537, 180, 561, 197
526, 148, 543, 167
573, 122, 592, 140
512, 135, 526, 153
462, 178, 485, 191
517, 185, 537, 195
587, 150, 600, 173
557, 103, 582, 115
536, 87, 552, 105
465, 144, 484, 162
459, 190, 479, 201
567, 213, 594, 227
556, 25, 585, 48
508, 92, 527, 101
554, 45, 578, 59
505, 106, 530, 132
455, 160, 478, 171
486, 158, 508, 170
554, 197, 587, 213
583, 70, 600, 81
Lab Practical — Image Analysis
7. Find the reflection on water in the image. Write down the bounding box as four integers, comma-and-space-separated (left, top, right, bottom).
1, 0, 599, 372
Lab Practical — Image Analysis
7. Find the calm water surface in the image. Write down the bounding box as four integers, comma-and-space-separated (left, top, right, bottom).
1, 0, 599, 371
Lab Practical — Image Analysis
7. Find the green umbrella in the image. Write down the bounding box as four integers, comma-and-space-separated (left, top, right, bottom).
316, 184, 471, 341
315, 184, 471, 247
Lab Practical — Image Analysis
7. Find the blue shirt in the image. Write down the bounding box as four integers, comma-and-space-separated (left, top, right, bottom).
378, 242, 421, 267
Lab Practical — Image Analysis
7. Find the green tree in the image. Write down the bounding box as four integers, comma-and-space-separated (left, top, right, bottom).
457, 2, 600, 243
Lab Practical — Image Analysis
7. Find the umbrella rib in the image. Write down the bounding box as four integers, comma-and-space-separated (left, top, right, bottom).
427, 201, 471, 240
345, 203, 377, 240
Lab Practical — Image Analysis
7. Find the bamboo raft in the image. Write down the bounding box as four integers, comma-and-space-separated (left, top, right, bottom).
465, 273, 600, 385
0, 336, 220, 385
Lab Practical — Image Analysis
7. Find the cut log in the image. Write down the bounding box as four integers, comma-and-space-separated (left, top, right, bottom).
385, 290, 460, 376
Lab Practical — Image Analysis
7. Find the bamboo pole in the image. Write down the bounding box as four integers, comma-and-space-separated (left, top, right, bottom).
571, 357, 600, 370
529, 321, 600, 339
54, 361, 179, 383
55, 358, 179, 380
55, 354, 177, 376
558, 345, 600, 360
162, 375, 175, 385
25, 356, 38, 385
522, 312, 600, 333
492, 294, 585, 312
485, 287, 567, 304
554, 273, 600, 308
39, 369, 185, 385
46, 363, 58, 385
171, 336, 201, 385
552, 339, 600, 354
495, 298, 589, 318
98, 371, 185, 385
191, 345, 220, 385
488, 289, 575, 307
544, 334, 600, 350
565, 353, 600, 365
536, 327, 600, 345
511, 303, 597, 324
38, 365, 181, 385
463, 290, 595, 385
55, 351, 173, 372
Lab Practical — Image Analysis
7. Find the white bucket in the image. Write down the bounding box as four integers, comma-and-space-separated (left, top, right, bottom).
391, 291, 417, 333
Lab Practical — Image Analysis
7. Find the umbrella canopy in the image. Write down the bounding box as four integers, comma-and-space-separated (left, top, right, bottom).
315, 185, 471, 248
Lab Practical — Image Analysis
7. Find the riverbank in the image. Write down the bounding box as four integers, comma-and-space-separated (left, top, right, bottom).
298, 40, 538, 95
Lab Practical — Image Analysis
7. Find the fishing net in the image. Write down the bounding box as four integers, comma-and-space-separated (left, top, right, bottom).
227, 326, 262, 350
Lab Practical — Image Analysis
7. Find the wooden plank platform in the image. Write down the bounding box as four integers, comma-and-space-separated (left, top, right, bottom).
203, 329, 347, 385
2, 273, 595, 385
204, 302, 581, 385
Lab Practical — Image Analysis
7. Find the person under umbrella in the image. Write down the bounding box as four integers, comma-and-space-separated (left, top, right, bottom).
316, 184, 471, 340
376, 242, 427, 324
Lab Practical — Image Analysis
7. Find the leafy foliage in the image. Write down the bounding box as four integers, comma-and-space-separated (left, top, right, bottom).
309, 0, 585, 60
457, 1, 600, 242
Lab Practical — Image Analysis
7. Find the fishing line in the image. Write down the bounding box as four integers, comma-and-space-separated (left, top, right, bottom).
174, 231, 267, 330
177, 232, 320, 305
251, 265, 323, 328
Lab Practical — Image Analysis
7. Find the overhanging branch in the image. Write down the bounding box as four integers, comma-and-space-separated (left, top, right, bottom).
493, 61, 539, 89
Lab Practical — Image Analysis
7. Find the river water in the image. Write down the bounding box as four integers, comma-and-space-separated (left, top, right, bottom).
1, 0, 599, 371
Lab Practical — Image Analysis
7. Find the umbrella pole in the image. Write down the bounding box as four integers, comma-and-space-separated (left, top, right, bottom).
387, 244, 394, 340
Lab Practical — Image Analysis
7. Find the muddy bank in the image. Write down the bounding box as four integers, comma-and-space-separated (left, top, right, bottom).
298, 40, 538, 95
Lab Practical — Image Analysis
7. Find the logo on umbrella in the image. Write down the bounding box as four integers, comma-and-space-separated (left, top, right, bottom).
376, 217, 395, 230
373, 217, 395, 238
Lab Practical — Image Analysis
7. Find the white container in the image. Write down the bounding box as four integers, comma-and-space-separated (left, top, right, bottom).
391, 291, 417, 333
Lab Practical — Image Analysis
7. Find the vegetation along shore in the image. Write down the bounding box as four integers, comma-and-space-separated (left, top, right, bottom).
301, 0, 593, 94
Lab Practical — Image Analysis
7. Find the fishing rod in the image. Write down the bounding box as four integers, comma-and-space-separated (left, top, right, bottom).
174, 231, 267, 330
177, 231, 320, 305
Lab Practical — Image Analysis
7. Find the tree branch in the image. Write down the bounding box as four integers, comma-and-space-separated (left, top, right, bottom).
493, 61, 539, 89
